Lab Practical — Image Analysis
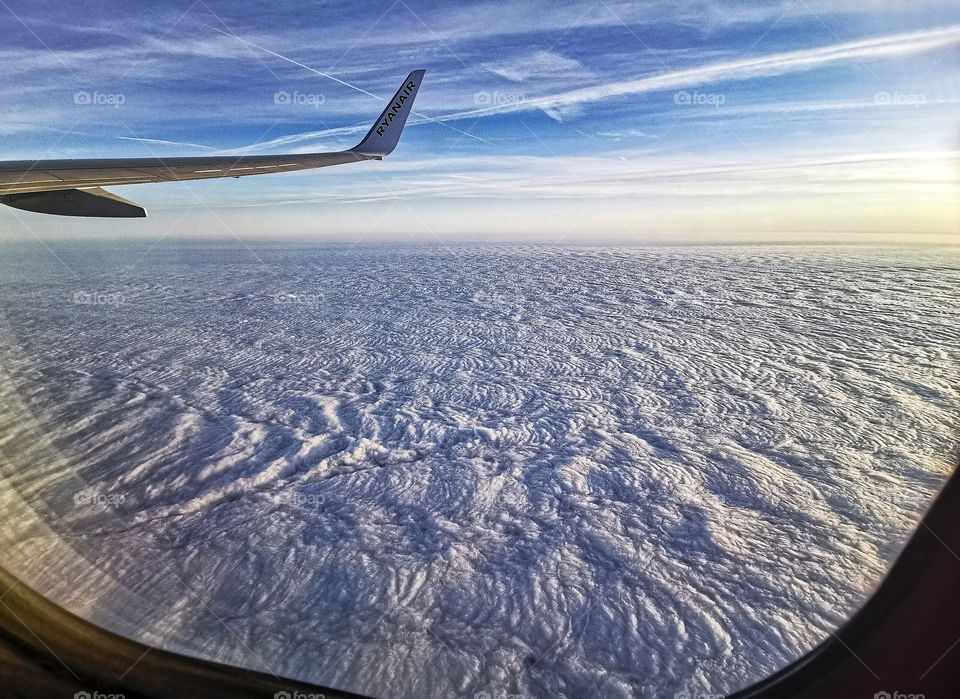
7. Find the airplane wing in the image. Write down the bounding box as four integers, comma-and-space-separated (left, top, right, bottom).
0, 69, 425, 218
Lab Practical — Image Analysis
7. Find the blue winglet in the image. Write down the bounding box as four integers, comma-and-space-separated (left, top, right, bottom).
350, 69, 426, 157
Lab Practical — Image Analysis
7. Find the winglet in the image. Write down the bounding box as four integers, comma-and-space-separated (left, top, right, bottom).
350, 69, 425, 157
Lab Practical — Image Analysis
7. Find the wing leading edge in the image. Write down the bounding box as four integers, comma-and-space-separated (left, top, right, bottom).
0, 69, 425, 217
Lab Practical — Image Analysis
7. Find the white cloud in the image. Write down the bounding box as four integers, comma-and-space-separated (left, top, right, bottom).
468, 25, 960, 118
596, 128, 650, 139
541, 103, 586, 122
204, 149, 960, 206
482, 50, 588, 82
236, 24, 960, 151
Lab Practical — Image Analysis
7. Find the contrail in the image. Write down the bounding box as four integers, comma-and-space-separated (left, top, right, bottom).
117, 136, 215, 149
205, 24, 491, 145
220, 24, 960, 154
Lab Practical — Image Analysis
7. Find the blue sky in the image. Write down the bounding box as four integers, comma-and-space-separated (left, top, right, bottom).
0, 0, 957, 242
